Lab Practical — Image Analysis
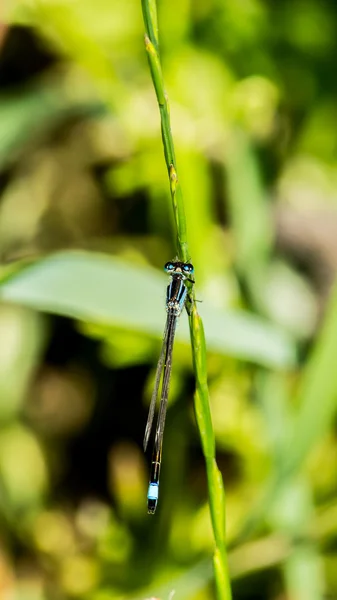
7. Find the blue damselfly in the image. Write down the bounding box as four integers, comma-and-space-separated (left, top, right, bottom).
143, 261, 194, 514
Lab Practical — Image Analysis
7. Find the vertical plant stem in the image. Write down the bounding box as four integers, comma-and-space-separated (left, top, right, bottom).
142, 9, 188, 262
141, 2, 232, 598
190, 306, 232, 600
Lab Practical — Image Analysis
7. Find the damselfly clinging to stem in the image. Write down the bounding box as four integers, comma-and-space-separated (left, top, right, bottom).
143, 261, 195, 514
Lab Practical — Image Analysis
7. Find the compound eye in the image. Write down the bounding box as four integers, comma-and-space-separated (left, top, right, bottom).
164, 262, 175, 272
183, 263, 194, 274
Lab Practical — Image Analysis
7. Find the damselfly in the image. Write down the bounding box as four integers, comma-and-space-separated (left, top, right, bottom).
143, 261, 194, 514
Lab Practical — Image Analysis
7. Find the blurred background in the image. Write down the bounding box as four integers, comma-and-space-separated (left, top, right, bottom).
0, 0, 337, 599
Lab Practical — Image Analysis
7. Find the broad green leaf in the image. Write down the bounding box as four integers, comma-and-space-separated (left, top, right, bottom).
0, 251, 295, 369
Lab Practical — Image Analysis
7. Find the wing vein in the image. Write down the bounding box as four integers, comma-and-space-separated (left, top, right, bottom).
143, 314, 170, 451
154, 312, 177, 454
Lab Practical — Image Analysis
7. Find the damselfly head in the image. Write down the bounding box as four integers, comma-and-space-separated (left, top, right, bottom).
164, 262, 175, 272
164, 261, 194, 275
182, 262, 194, 274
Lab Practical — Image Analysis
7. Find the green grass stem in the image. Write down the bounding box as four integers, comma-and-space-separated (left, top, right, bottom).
141, 2, 232, 598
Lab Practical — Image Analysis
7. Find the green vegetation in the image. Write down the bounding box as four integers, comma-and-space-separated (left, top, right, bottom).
141, 1, 230, 596
0, 1, 336, 599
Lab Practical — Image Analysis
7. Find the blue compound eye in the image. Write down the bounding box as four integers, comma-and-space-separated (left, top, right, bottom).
164, 262, 175, 272
183, 263, 194, 274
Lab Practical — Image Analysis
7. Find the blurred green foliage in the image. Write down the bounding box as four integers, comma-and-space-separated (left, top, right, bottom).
0, 0, 336, 599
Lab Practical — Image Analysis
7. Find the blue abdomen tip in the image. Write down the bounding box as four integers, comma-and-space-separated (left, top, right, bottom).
147, 483, 159, 500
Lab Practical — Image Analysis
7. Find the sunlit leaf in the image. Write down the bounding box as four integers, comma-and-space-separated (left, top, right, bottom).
0, 252, 295, 369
